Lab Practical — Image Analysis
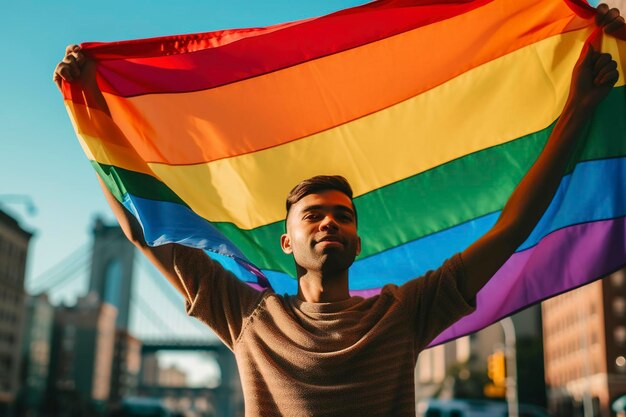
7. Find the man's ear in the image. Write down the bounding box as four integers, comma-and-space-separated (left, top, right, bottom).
356, 236, 362, 256
280, 233, 293, 254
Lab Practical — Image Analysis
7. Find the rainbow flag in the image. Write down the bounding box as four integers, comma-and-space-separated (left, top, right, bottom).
62, 0, 626, 344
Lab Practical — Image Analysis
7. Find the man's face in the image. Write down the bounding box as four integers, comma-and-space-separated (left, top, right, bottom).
281, 190, 361, 275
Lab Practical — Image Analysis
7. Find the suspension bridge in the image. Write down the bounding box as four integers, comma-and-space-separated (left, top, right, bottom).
26, 231, 211, 341
24, 217, 243, 417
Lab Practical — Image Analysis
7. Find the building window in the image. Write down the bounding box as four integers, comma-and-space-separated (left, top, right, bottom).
614, 326, 626, 346
611, 271, 626, 288
614, 297, 626, 318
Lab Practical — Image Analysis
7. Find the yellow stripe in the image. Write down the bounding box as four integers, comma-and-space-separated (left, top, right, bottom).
81, 30, 626, 229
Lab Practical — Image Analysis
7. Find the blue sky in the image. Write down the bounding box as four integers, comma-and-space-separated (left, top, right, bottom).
0, 0, 372, 385
0, 0, 370, 286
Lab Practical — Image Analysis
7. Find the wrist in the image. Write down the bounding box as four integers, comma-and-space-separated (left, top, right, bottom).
563, 95, 595, 122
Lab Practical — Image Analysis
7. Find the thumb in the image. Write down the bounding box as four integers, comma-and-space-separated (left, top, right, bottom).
577, 42, 597, 67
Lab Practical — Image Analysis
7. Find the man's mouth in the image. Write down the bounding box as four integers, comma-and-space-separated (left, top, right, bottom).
316, 236, 343, 246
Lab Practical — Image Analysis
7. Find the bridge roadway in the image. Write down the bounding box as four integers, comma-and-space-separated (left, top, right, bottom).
137, 384, 218, 416
139, 339, 242, 416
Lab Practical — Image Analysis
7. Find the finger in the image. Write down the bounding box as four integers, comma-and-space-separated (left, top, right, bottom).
65, 44, 80, 56
595, 59, 618, 84
596, 3, 610, 25
69, 50, 86, 67
54, 63, 74, 83
582, 44, 601, 66
597, 69, 619, 87
598, 7, 621, 27
53, 65, 68, 90
53, 72, 62, 90
605, 16, 625, 33
62, 54, 80, 78
593, 52, 612, 71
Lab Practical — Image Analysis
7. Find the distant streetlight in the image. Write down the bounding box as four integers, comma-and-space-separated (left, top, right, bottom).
500, 317, 518, 417
0, 194, 36, 216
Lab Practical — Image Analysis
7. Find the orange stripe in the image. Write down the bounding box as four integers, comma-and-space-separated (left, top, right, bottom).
100, 0, 589, 165
65, 101, 152, 174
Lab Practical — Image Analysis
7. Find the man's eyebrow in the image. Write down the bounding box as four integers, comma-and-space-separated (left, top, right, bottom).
301, 204, 355, 215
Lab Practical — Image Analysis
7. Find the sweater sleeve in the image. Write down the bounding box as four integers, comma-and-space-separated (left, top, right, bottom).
173, 245, 266, 350
395, 253, 476, 350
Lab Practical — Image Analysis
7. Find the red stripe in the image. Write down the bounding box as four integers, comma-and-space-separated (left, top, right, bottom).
84, 0, 493, 97
80, 19, 311, 60
563, 0, 594, 19
62, 75, 110, 113
81, 0, 482, 59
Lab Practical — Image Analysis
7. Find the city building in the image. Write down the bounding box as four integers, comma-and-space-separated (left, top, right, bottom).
0, 209, 33, 414
17, 293, 54, 416
109, 329, 142, 402
415, 305, 546, 406
543, 271, 626, 417
159, 364, 188, 387
415, 334, 472, 398
47, 293, 117, 415
140, 354, 160, 386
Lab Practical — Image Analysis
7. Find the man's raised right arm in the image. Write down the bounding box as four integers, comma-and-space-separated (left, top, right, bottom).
54, 45, 197, 302
97, 176, 194, 300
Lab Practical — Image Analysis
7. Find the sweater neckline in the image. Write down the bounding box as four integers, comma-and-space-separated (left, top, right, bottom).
288, 295, 363, 314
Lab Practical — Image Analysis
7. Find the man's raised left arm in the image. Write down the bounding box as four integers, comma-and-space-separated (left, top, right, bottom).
459, 5, 624, 301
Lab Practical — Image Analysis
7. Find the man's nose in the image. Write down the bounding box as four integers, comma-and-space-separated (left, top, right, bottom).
319, 215, 339, 231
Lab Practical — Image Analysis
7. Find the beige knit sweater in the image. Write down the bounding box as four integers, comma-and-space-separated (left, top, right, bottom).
174, 248, 474, 417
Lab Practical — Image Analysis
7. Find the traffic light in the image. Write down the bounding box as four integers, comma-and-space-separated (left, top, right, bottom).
485, 350, 506, 398
487, 350, 506, 386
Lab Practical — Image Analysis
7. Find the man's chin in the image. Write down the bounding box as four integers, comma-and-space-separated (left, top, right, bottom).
319, 252, 356, 273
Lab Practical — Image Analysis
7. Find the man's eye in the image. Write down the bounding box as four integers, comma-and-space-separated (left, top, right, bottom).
336, 213, 354, 222
304, 213, 321, 221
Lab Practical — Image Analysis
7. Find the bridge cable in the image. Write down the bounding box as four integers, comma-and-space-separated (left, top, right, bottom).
136, 256, 212, 335
29, 247, 92, 294
27, 243, 90, 292
29, 235, 131, 297
131, 291, 180, 336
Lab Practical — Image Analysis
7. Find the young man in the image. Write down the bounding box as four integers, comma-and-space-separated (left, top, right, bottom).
54, 5, 625, 416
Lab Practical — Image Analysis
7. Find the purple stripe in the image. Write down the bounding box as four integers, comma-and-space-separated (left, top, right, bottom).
246, 282, 266, 292
349, 217, 626, 338
430, 216, 626, 346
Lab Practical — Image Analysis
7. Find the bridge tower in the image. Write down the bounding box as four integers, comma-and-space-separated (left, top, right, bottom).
89, 217, 135, 330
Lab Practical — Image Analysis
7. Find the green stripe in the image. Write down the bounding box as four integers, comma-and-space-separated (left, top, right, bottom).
95, 86, 626, 273
92, 162, 185, 205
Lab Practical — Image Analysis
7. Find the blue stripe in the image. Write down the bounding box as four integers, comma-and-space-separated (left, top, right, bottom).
122, 156, 626, 293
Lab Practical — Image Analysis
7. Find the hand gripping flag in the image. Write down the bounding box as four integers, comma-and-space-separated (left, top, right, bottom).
62, 0, 626, 345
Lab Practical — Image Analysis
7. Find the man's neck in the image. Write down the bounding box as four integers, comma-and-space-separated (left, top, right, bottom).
296, 270, 350, 303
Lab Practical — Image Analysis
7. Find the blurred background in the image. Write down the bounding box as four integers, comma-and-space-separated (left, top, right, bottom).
1, 0, 624, 416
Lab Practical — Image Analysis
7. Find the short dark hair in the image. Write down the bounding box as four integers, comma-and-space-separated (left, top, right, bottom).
285, 175, 355, 219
